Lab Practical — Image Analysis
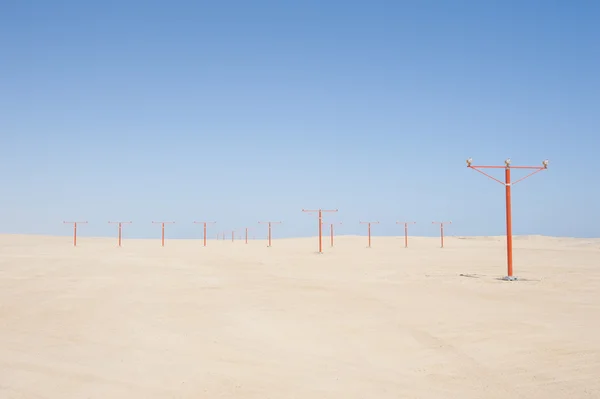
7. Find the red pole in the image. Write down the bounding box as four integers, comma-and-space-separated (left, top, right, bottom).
153, 221, 174, 247
466, 158, 548, 280
109, 221, 132, 247
245, 228, 249, 244
360, 221, 379, 248
330, 223, 334, 247
329, 222, 342, 247
395, 221, 415, 248
259, 221, 282, 247
302, 209, 338, 253
63, 221, 87, 247
318, 210, 322, 253
432, 221, 451, 248
505, 167, 513, 277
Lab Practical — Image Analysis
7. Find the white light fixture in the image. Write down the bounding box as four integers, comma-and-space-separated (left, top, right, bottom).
542, 159, 549, 168
505, 158, 511, 166
466, 158, 473, 167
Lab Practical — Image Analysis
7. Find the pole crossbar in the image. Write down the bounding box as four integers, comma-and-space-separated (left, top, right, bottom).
302, 209, 338, 253
466, 158, 548, 280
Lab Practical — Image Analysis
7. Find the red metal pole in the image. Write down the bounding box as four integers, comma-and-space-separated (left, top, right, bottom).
360, 221, 379, 248
109, 221, 132, 247
330, 223, 334, 247
505, 167, 513, 277
63, 221, 87, 247
432, 221, 451, 248
466, 158, 548, 280
259, 221, 281, 247
396, 221, 415, 248
302, 209, 338, 253
153, 221, 174, 247
318, 210, 322, 253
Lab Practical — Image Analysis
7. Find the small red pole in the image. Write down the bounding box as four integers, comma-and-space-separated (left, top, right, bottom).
152, 221, 175, 247
466, 158, 548, 280
360, 221, 379, 248
245, 227, 251, 244
330, 223, 333, 247
109, 221, 132, 247
302, 209, 338, 253
396, 221, 416, 248
432, 221, 452, 248
193, 221, 216, 247
259, 221, 282, 247
330, 222, 342, 247
63, 221, 87, 247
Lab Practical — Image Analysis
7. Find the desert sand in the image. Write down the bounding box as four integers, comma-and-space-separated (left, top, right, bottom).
1, 234, 599, 398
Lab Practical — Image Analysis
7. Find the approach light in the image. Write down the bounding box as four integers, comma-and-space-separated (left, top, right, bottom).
542, 159, 549, 168
466, 158, 473, 167
505, 158, 511, 166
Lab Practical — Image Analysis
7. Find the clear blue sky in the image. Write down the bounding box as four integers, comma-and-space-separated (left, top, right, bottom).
1, 0, 598, 239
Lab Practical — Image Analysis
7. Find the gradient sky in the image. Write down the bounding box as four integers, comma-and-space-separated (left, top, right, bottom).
1, 0, 598, 240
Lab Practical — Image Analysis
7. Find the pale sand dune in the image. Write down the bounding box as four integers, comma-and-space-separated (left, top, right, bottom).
1, 234, 599, 398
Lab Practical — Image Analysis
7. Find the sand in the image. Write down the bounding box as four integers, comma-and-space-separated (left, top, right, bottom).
1, 234, 599, 398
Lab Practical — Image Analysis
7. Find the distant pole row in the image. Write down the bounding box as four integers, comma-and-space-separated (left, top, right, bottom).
62, 218, 451, 249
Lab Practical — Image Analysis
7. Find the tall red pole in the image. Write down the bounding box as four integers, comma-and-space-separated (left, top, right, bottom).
245, 227, 251, 244
109, 221, 132, 247
360, 221, 379, 248
302, 209, 338, 253
432, 221, 451, 248
152, 221, 174, 247
396, 221, 416, 248
258, 221, 282, 247
63, 221, 87, 247
505, 167, 513, 277
467, 158, 548, 280
194, 221, 216, 247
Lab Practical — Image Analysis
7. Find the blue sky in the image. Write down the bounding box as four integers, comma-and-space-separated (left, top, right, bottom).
1, 0, 598, 239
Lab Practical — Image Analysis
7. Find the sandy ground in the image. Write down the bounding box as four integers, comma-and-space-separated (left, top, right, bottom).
1, 234, 599, 398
